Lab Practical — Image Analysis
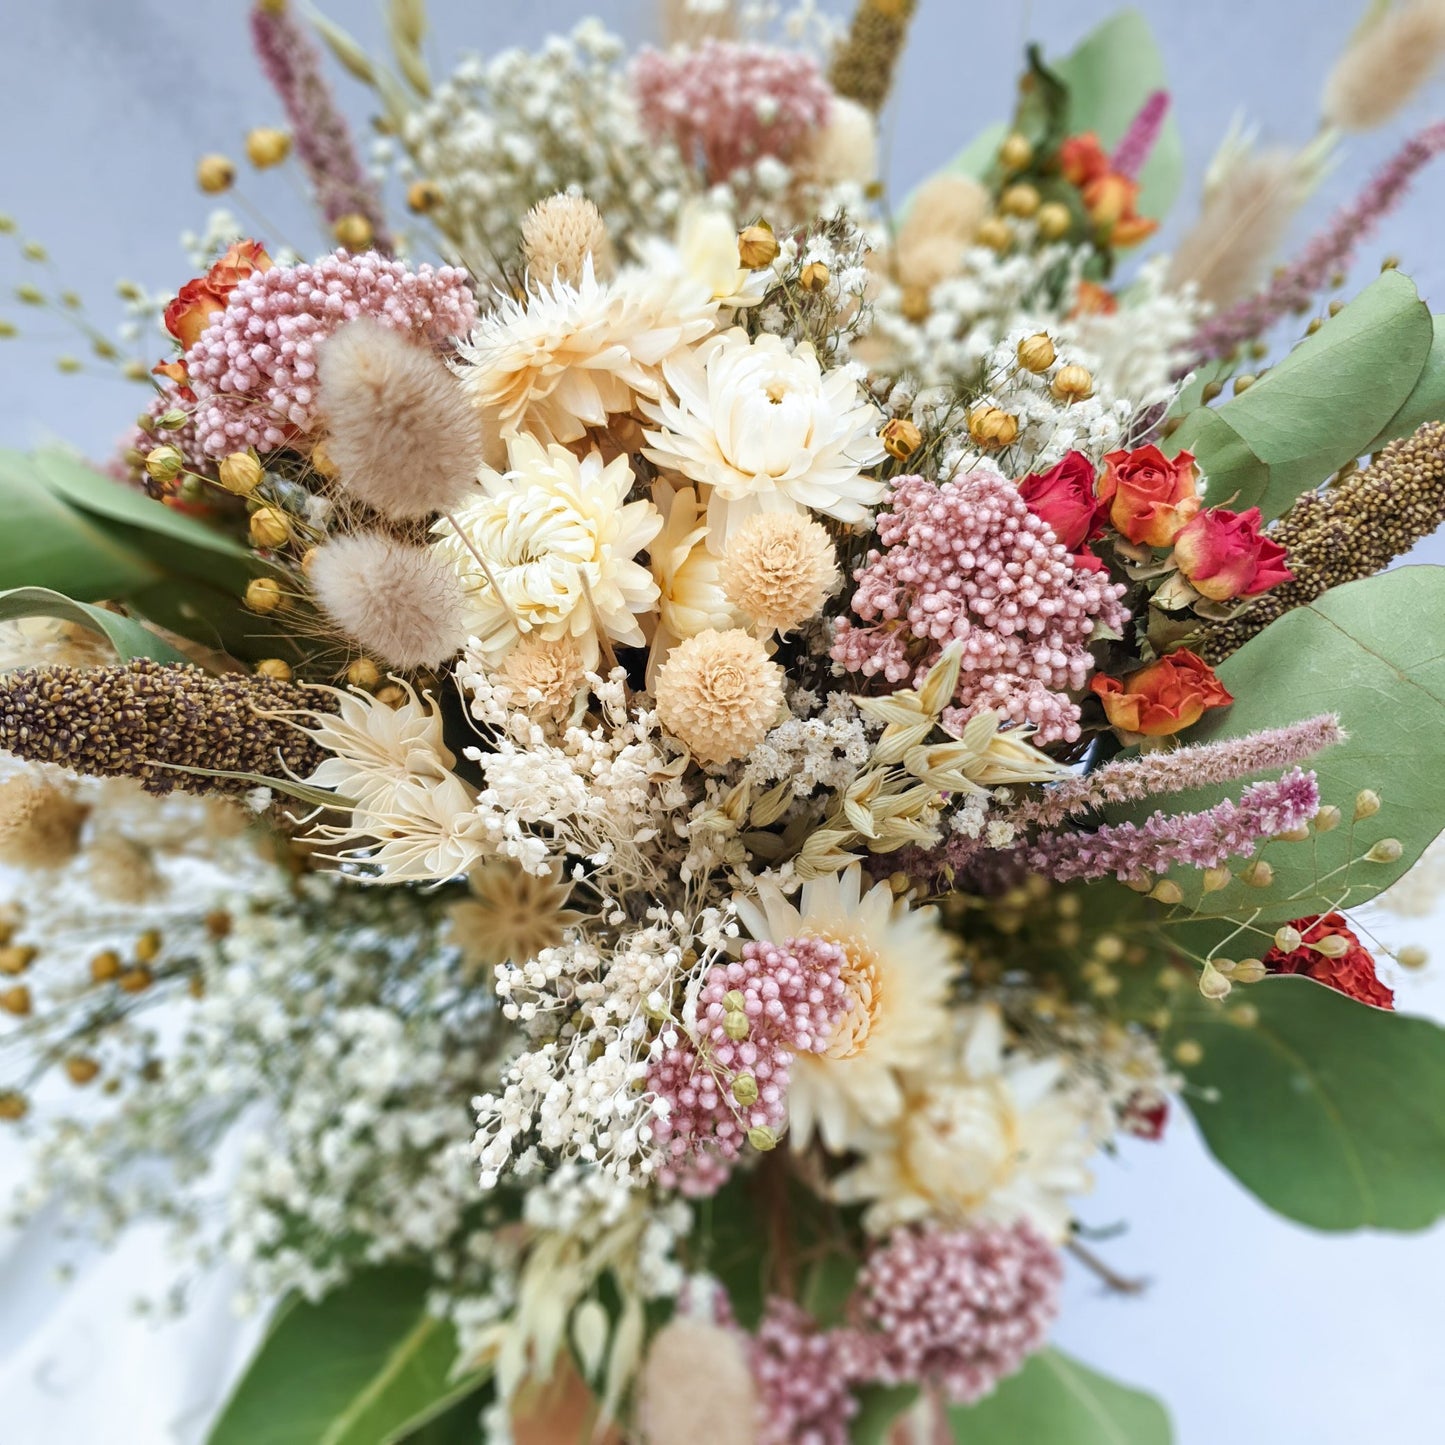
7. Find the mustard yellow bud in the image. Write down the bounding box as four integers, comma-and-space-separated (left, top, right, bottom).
0, 945, 36, 976
968, 404, 1019, 448
1365, 837, 1403, 863
407, 179, 444, 213
998, 132, 1034, 171
1313, 804, 1342, 833
799, 261, 831, 293
64, 1056, 101, 1086
1199, 961, 1232, 1000
219, 450, 264, 496
732, 1074, 759, 1106
880, 416, 923, 460
1354, 789, 1381, 821
1201, 866, 1231, 893
1000, 182, 1041, 218
256, 658, 293, 682
746, 1125, 777, 1152
346, 658, 382, 690
1240, 860, 1273, 888
0, 1092, 28, 1121
738, 224, 780, 269
144, 446, 186, 483
975, 216, 1014, 252
117, 967, 153, 994
1016, 333, 1056, 373
196, 154, 236, 194
1051, 364, 1094, 402
245, 577, 284, 614
1035, 201, 1072, 240
245, 127, 291, 168
90, 950, 122, 984
0, 986, 32, 1016
724, 1009, 750, 1041
333, 213, 374, 250
1149, 880, 1184, 905
249, 506, 291, 549
1398, 945, 1428, 970
1173, 1039, 1204, 1067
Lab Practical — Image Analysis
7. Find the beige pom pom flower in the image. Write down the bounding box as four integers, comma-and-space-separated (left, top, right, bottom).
794, 95, 879, 188
637, 1316, 757, 1445
521, 193, 615, 287
722, 510, 840, 634
494, 635, 586, 723
0, 774, 88, 869
654, 628, 784, 766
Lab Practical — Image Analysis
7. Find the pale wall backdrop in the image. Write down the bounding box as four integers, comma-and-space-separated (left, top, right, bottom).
1, 3, 1443, 1443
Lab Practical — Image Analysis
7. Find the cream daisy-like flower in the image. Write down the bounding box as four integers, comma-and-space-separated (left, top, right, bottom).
347, 772, 488, 884
832, 1004, 1101, 1243
433, 435, 663, 668
648, 484, 743, 681
654, 627, 784, 765
642, 328, 887, 552
721, 510, 839, 634
446, 858, 584, 972
456, 257, 716, 446
734, 864, 958, 1152
635, 200, 769, 310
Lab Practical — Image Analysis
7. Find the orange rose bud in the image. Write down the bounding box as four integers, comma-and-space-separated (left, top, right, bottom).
163, 278, 227, 349
1171, 506, 1293, 602
1097, 445, 1201, 548
1059, 132, 1109, 187
1091, 650, 1234, 738
1071, 280, 1118, 317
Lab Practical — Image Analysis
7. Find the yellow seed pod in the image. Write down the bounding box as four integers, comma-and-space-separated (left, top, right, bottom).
1232, 959, 1268, 984
0, 945, 36, 976
249, 506, 291, 549
0, 1092, 28, 1122
975, 216, 1014, 252
1313, 804, 1342, 833
310, 439, 340, 480
144, 445, 186, 483
256, 658, 294, 682
998, 132, 1034, 172
1035, 201, 1072, 240
880, 417, 923, 460
1398, 945, 1428, 970
245, 577, 284, 614
1149, 880, 1184, 905
375, 684, 407, 708
333, 213, 375, 250
1240, 860, 1273, 888
1232, 373, 1256, 395
1273, 925, 1302, 953
732, 1074, 760, 1106
1353, 789, 1381, 820
346, 657, 383, 690
219, 450, 263, 495
1173, 1039, 1204, 1067
746, 1125, 777, 1152
407, 179, 444, 213
1000, 182, 1041, 218
65, 1057, 101, 1086
1198, 961, 1232, 1001
135, 929, 162, 964
968, 404, 1019, 448
118, 967, 153, 994
799, 260, 831, 292
723, 1010, 750, 1041
1050, 364, 1094, 403
900, 284, 931, 322
246, 127, 292, 168
196, 154, 236, 193
738, 224, 780, 269
0, 985, 32, 1016
1365, 837, 1403, 863
1016, 333, 1056, 373
90, 949, 123, 984
1200, 866, 1231, 893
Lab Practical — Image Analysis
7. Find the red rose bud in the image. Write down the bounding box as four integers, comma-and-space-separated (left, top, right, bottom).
1120, 1091, 1169, 1141
1090, 649, 1233, 737
1098, 445, 1201, 548
1172, 505, 1293, 602
1059, 132, 1109, 187
1262, 913, 1394, 1010
1018, 451, 1105, 553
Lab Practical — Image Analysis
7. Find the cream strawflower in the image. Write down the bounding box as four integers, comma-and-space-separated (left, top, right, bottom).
648, 484, 743, 680
734, 864, 958, 1152
721, 511, 839, 634
832, 1004, 1101, 1243
654, 627, 784, 765
433, 436, 663, 668
446, 858, 584, 972
456, 257, 715, 445
642, 329, 887, 552
667, 201, 770, 308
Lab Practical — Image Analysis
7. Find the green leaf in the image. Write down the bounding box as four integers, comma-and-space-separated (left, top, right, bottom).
0, 587, 191, 664
1367, 312, 1445, 451
938, 121, 1008, 183
946, 1348, 1171, 1443
1169, 271, 1433, 519
384, 1373, 492, 1444
852, 1385, 920, 1444
0, 451, 159, 598
1050, 9, 1184, 220
1133, 566, 1445, 923
1171, 976, 1445, 1230
208, 1268, 469, 1445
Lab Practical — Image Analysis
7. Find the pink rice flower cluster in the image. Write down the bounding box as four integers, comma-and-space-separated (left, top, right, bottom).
1187, 120, 1445, 364
1016, 766, 1320, 884
249, 3, 393, 250
750, 1299, 863, 1445
1111, 90, 1171, 181
849, 1223, 1063, 1405
633, 40, 831, 180
648, 935, 850, 1196
182, 251, 476, 457
832, 470, 1129, 743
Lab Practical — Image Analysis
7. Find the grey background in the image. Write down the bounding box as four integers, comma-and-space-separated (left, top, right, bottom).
2, 3, 1445, 1441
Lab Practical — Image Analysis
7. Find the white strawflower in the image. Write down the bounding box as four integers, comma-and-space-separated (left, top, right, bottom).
832, 1004, 1100, 1242
667, 200, 769, 308
642, 329, 886, 552
654, 627, 784, 766
721, 511, 839, 634
734, 865, 958, 1153
433, 435, 663, 668
456, 258, 715, 445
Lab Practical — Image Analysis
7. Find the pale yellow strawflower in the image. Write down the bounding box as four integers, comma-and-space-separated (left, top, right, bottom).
521, 193, 615, 286
0, 775, 88, 869
654, 628, 784, 766
494, 634, 586, 723
446, 859, 584, 971
722, 511, 839, 634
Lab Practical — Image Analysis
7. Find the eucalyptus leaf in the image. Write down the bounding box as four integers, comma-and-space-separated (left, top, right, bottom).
1116, 566, 1445, 923
1366, 312, 1445, 451
1169, 271, 1432, 519
851, 1385, 920, 1445
945, 1348, 1170, 1443
208, 1268, 467, 1445
0, 587, 190, 664
939, 121, 1007, 183
1050, 9, 1184, 219
1170, 976, 1445, 1230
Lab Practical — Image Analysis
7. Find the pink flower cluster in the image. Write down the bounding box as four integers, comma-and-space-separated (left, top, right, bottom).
183, 251, 476, 457
1111, 90, 1171, 181
750, 1299, 863, 1445
633, 40, 831, 180
832, 470, 1130, 743
850, 1223, 1063, 1406
648, 935, 850, 1195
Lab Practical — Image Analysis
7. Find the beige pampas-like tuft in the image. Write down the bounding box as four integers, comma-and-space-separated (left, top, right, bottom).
894, 173, 989, 290
309, 534, 469, 671
521, 194, 615, 287
317, 318, 486, 521
1166, 127, 1331, 307
1324, 0, 1445, 132
660, 0, 738, 47
0, 773, 88, 869
637, 1317, 758, 1445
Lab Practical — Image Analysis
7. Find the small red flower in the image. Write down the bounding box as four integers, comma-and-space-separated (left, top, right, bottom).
1262, 913, 1394, 1010
1172, 505, 1293, 601
1059, 132, 1110, 187
1121, 1091, 1169, 1141
1018, 451, 1106, 555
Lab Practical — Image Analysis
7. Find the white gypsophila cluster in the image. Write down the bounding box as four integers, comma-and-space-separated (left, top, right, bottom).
14, 875, 519, 1320
388, 22, 690, 281
475, 913, 728, 1202
738, 697, 871, 798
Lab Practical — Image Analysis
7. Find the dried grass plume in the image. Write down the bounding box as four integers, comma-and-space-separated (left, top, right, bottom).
318, 318, 486, 520
1324, 0, 1445, 132
309, 534, 470, 671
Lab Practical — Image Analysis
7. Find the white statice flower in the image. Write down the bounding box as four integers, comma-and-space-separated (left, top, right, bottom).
642, 328, 886, 552
434, 436, 663, 668
734, 863, 958, 1152
832, 1003, 1104, 1242
455, 256, 715, 446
